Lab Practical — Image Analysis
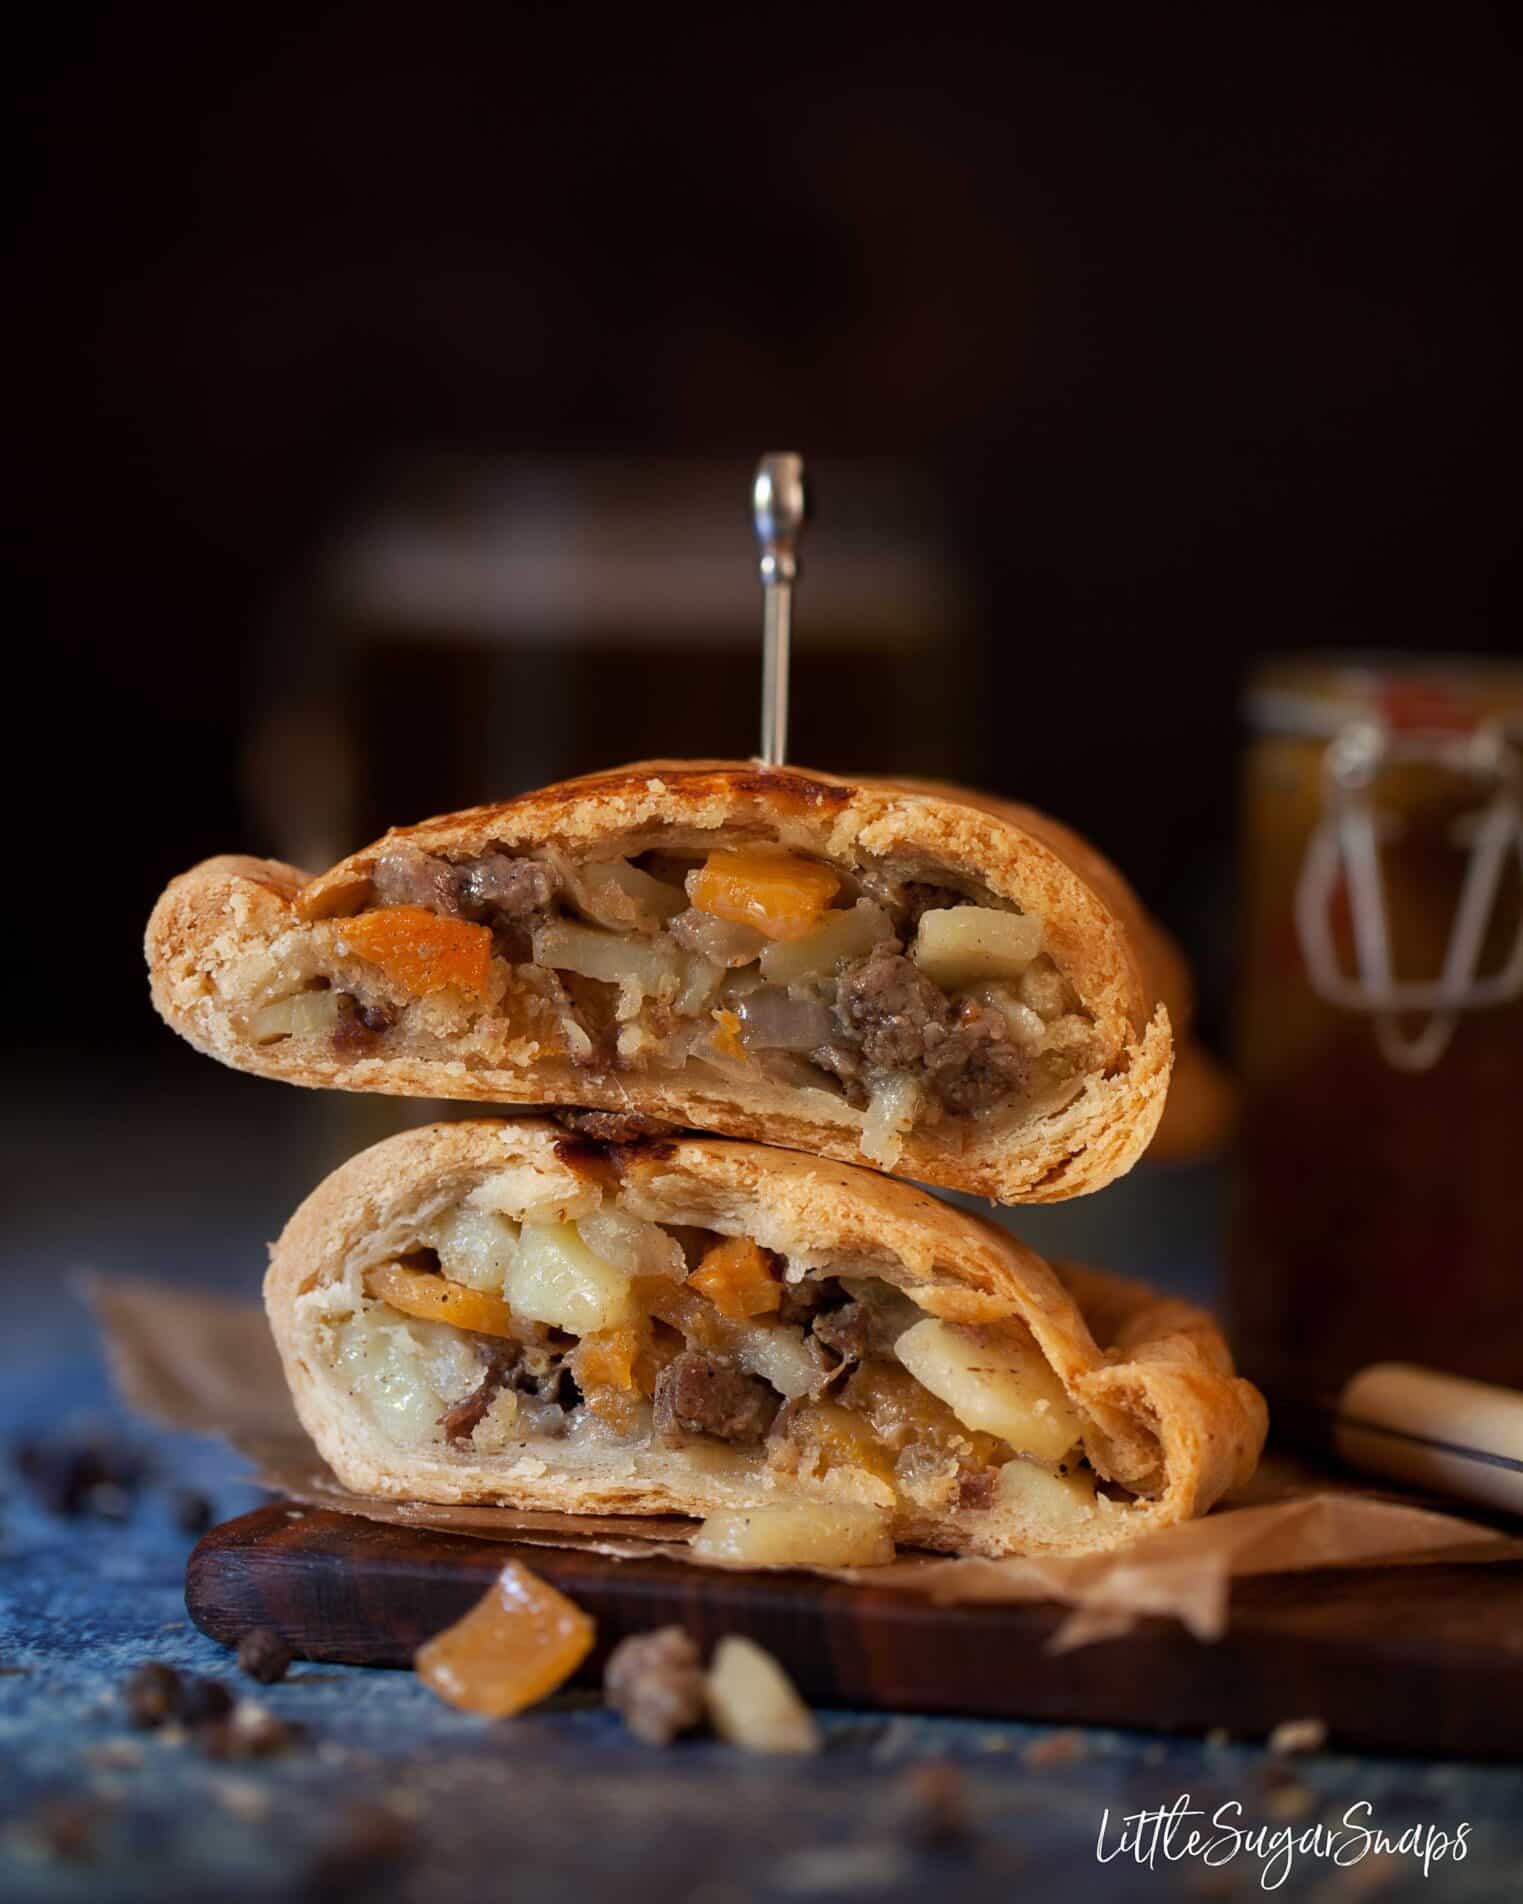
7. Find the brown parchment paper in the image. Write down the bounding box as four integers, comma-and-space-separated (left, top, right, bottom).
89, 1274, 1523, 1645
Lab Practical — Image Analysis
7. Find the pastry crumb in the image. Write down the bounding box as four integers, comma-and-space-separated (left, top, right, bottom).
1267, 1717, 1327, 1757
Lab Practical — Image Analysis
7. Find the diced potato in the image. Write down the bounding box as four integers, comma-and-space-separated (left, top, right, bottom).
757, 901, 895, 985
531, 920, 684, 1000
911, 905, 1042, 988
250, 989, 345, 1043
335, 1310, 482, 1442
894, 1318, 1082, 1462
432, 1205, 521, 1293
471, 1389, 522, 1453
734, 1319, 820, 1400
415, 1561, 595, 1717
993, 1457, 1099, 1531
694, 1501, 894, 1569
365, 1260, 523, 1340
689, 1237, 782, 1319
508, 1222, 635, 1335
688, 850, 840, 943
705, 1636, 822, 1754
342, 906, 494, 1001
577, 1206, 686, 1280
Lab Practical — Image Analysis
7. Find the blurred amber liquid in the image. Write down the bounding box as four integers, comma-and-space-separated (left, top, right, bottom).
1230, 660, 1523, 1389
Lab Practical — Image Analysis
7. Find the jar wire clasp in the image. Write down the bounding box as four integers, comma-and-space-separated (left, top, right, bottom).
1293, 719, 1523, 1072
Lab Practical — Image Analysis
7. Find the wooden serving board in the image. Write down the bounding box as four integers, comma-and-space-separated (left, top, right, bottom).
186, 1504, 1523, 1759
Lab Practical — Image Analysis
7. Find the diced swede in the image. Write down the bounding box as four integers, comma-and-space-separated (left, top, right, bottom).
912, 905, 1042, 987
687, 851, 840, 943
894, 1318, 1082, 1462
508, 1221, 635, 1334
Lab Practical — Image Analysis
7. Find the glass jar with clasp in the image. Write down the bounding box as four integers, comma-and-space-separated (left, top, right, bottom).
1231, 655, 1523, 1390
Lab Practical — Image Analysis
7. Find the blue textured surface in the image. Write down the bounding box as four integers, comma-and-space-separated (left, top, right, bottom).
3, 1079, 1520, 1899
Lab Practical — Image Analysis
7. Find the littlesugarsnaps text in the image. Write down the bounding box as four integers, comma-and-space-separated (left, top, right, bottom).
1095, 1797, 1469, 1890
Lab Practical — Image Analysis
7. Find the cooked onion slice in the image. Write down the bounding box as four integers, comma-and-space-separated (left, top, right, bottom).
757, 901, 894, 986
859, 1074, 923, 1169
669, 908, 771, 968
250, 990, 345, 1043
733, 987, 835, 1052
531, 921, 684, 1002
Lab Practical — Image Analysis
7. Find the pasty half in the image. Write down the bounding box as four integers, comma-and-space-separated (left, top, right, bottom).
150, 762, 1172, 1203
265, 1118, 1266, 1560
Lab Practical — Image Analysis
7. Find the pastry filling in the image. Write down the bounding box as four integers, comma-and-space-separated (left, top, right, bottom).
312, 1187, 1108, 1561
251, 844, 1103, 1161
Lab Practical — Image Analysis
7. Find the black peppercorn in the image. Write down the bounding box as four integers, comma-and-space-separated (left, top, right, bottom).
176, 1676, 234, 1725
236, 1626, 293, 1685
123, 1662, 182, 1729
171, 1489, 214, 1536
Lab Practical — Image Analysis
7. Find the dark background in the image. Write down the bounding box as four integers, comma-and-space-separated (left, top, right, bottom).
6, 3, 1517, 1077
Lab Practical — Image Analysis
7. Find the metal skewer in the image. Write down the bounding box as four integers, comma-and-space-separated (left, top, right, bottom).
752, 452, 808, 767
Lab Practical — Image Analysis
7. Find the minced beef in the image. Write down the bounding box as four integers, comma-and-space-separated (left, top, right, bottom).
922, 1004, 1030, 1115
836, 944, 947, 1070
833, 945, 1027, 1116
370, 846, 556, 926
652, 1351, 778, 1445
603, 1626, 706, 1746
810, 1300, 874, 1364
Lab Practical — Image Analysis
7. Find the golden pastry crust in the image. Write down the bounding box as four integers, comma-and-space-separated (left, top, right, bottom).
264, 1118, 1265, 1559
148, 763, 1172, 1204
